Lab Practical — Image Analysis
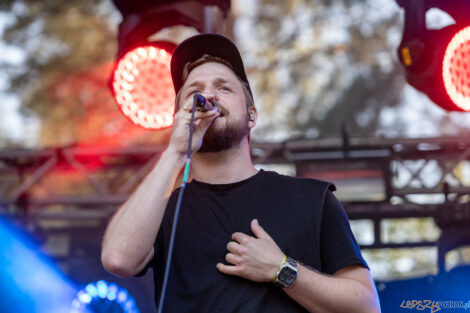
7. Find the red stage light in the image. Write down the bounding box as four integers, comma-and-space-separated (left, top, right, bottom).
443, 26, 470, 111
112, 45, 175, 130
397, 1, 470, 112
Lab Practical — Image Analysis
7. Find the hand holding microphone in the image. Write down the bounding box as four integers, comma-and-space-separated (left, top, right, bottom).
194, 94, 221, 113
168, 93, 221, 158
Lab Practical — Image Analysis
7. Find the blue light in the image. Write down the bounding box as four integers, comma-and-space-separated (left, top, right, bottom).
106, 284, 118, 301
78, 291, 92, 304
125, 299, 136, 310
0, 216, 141, 313
117, 290, 128, 303
85, 284, 98, 297
73, 280, 141, 313
96, 280, 108, 299
0, 217, 78, 313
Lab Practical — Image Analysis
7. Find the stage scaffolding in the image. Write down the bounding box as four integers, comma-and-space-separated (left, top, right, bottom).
1, 136, 470, 274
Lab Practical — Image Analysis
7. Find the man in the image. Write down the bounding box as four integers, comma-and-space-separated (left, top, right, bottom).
101, 33, 381, 313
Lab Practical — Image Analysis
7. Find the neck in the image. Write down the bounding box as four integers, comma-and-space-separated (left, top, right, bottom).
190, 138, 258, 184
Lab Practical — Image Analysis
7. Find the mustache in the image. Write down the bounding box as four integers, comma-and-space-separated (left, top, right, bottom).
211, 101, 227, 117
219, 106, 228, 116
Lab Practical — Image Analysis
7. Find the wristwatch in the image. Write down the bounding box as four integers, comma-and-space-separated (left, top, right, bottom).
273, 256, 298, 288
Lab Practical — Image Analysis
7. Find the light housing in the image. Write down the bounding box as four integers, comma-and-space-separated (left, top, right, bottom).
111, 42, 176, 129
397, 0, 470, 111
110, 0, 231, 129
442, 26, 470, 111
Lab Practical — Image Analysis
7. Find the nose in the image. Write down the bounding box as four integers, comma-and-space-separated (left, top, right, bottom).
200, 91, 216, 102
199, 91, 222, 113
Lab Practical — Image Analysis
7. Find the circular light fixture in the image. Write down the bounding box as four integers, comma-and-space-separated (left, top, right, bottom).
70, 280, 140, 313
442, 25, 470, 111
112, 45, 175, 130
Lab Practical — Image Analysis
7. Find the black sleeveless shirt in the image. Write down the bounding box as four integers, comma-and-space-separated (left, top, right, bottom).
138, 169, 368, 312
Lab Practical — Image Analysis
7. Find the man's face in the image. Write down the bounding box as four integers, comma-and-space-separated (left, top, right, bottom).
178, 62, 252, 153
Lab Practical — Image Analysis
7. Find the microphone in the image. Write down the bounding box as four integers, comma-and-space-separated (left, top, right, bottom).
194, 94, 221, 113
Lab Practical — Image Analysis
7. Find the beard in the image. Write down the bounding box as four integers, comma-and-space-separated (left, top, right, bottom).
198, 111, 250, 153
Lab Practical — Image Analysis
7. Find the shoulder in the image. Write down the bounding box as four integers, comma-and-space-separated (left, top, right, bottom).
260, 169, 336, 193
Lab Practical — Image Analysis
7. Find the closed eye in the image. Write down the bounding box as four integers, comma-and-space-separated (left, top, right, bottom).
185, 89, 200, 98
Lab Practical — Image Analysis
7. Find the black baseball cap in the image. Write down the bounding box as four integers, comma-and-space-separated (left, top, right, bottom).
170, 33, 252, 98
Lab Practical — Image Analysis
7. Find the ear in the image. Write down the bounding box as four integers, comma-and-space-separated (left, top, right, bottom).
248, 106, 258, 129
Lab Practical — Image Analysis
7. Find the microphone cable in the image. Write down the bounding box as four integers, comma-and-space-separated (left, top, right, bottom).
156, 93, 206, 313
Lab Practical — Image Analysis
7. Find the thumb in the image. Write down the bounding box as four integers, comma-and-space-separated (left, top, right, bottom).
197, 110, 219, 131
251, 219, 271, 240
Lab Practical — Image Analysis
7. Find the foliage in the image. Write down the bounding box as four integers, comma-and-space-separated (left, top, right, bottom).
235, 0, 406, 140
0, 0, 170, 147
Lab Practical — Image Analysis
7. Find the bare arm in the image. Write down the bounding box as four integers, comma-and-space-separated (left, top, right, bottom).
217, 219, 380, 313
101, 103, 220, 278
283, 264, 380, 313
101, 150, 185, 277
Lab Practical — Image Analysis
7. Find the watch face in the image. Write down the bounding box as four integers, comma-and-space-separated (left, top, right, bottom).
279, 267, 297, 284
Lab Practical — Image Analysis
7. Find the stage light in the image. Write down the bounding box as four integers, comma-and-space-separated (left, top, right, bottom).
111, 43, 176, 130
442, 26, 470, 110
0, 217, 77, 313
110, 0, 230, 129
397, 0, 470, 111
71, 280, 140, 313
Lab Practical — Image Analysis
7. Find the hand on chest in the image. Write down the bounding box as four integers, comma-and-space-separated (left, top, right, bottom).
172, 192, 319, 263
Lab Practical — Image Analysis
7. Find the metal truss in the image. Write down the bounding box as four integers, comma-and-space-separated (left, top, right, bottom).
1, 136, 470, 272
251, 136, 470, 272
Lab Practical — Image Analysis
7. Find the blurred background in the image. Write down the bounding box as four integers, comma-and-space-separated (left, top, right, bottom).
1, 0, 470, 312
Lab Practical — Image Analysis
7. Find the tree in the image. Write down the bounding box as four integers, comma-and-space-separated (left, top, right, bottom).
0, 0, 171, 147
234, 0, 407, 141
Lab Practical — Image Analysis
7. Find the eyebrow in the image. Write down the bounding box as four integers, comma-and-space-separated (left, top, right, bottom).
185, 77, 235, 90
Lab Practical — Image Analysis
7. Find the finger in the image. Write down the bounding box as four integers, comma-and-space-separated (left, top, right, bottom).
232, 232, 252, 244
250, 219, 272, 240
216, 263, 241, 277
225, 253, 242, 265
195, 110, 219, 130
181, 102, 218, 114
176, 104, 219, 117
174, 112, 218, 133
188, 109, 220, 120
227, 241, 244, 254
181, 102, 193, 112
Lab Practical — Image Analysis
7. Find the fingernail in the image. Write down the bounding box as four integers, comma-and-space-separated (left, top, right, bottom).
254, 219, 258, 224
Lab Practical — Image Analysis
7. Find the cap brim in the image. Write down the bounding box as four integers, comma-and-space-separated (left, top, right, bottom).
170, 33, 251, 97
